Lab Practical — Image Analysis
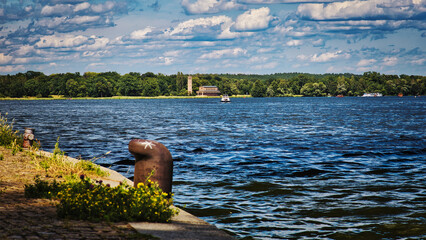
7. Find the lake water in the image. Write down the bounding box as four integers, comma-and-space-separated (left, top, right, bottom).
1, 97, 425, 239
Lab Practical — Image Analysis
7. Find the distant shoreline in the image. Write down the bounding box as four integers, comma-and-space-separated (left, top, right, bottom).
0, 95, 260, 101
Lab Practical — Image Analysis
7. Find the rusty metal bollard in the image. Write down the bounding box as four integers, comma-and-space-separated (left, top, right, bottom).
23, 128, 35, 148
128, 139, 173, 193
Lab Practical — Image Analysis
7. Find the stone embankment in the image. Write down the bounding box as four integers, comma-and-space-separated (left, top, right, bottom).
0, 147, 234, 240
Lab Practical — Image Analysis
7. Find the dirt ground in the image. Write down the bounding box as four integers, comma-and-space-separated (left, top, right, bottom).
0, 146, 153, 240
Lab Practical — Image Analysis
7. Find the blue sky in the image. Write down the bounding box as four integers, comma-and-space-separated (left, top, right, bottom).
1, 0, 425, 75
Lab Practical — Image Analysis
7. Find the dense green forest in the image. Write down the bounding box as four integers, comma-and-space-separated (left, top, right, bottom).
0, 71, 424, 98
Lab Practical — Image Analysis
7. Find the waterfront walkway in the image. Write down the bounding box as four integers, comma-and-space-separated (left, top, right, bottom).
0, 147, 234, 240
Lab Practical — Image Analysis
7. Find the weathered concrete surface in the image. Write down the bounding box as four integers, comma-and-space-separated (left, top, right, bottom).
130, 207, 235, 240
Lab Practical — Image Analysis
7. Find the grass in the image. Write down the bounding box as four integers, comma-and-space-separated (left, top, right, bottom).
28, 137, 109, 179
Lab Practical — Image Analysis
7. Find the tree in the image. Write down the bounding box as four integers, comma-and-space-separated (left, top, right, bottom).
142, 77, 160, 96
66, 79, 79, 97
250, 80, 266, 97
300, 82, 327, 97
336, 75, 347, 95
176, 72, 185, 93
119, 74, 141, 96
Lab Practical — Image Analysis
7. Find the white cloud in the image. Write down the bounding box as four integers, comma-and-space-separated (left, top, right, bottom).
77, 36, 110, 51
357, 59, 377, 66
297, 0, 426, 20
168, 15, 232, 36
249, 56, 269, 63
41, 4, 73, 16
234, 7, 273, 31
383, 56, 398, 66
166, 15, 250, 40
91, 1, 115, 13
130, 27, 154, 40
0, 53, 13, 64
199, 48, 247, 59
296, 54, 309, 61
36, 35, 89, 48
286, 39, 303, 46
309, 50, 349, 62
164, 50, 183, 57
0, 65, 25, 72
159, 57, 174, 65
312, 39, 324, 46
181, 0, 243, 14
74, 2, 91, 12
15, 45, 35, 56
68, 16, 100, 24
410, 58, 425, 65
240, 0, 340, 3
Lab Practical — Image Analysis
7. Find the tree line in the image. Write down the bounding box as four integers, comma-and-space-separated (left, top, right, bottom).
0, 71, 424, 98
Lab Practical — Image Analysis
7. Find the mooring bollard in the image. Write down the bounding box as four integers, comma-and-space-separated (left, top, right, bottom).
23, 128, 35, 148
128, 139, 173, 193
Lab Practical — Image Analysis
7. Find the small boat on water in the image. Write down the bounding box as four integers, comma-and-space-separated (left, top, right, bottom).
221, 94, 230, 102
362, 93, 383, 97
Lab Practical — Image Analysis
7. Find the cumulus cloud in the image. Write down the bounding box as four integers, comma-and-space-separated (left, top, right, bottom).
199, 47, 247, 59
299, 50, 349, 62
158, 56, 174, 65
32, 15, 113, 34
357, 58, 377, 66
41, 4, 74, 16
36, 35, 89, 48
181, 0, 243, 14
74, 2, 91, 12
166, 15, 250, 40
0, 65, 25, 73
234, 7, 273, 31
130, 27, 154, 40
312, 50, 349, 62
297, 0, 426, 21
0, 53, 13, 64
240, 0, 341, 3
410, 58, 425, 65
91, 1, 116, 13
35, 34, 109, 51
286, 39, 303, 46
383, 56, 398, 66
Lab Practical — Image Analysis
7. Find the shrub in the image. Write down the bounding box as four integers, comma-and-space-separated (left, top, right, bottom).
24, 176, 63, 199
25, 175, 178, 223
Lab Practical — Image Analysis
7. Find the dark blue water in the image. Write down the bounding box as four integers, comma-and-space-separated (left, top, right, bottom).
1, 97, 425, 239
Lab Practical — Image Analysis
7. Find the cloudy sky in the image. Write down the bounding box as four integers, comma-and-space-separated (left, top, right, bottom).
1, 0, 425, 75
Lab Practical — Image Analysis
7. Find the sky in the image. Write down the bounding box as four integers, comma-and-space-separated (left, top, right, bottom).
0, 0, 425, 76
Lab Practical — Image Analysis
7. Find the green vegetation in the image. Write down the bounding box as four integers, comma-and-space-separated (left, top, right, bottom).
1, 71, 424, 98
34, 137, 108, 178
0, 113, 23, 148
25, 175, 178, 222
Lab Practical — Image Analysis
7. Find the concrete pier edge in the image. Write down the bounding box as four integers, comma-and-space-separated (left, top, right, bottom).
37, 150, 235, 240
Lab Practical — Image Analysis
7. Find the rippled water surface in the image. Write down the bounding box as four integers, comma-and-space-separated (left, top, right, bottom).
1, 97, 425, 239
